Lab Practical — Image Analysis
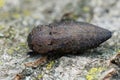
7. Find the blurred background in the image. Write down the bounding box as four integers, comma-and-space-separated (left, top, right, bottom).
0, 0, 120, 80
0, 0, 119, 28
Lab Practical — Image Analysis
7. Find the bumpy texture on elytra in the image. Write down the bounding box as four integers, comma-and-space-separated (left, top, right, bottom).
27, 20, 112, 55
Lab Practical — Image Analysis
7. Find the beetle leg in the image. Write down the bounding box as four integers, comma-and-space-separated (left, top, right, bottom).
14, 74, 23, 80
24, 56, 47, 68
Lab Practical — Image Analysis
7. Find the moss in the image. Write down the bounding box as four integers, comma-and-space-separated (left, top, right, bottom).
12, 13, 21, 19
3, 26, 16, 39
0, 25, 4, 30
7, 48, 14, 54
23, 10, 31, 16
0, 25, 5, 38
82, 6, 90, 13
37, 74, 43, 79
118, 50, 120, 52
46, 61, 55, 70
86, 67, 105, 80
0, 61, 3, 65
0, 0, 5, 8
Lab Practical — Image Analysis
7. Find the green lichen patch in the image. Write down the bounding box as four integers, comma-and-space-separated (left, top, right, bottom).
86, 67, 105, 80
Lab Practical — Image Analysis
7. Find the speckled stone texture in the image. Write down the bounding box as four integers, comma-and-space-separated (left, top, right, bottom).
0, 0, 120, 80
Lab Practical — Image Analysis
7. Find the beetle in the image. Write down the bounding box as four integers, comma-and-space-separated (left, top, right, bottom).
25, 20, 112, 67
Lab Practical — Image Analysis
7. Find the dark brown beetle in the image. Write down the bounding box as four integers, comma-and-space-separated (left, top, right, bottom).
25, 20, 112, 67
28, 20, 112, 55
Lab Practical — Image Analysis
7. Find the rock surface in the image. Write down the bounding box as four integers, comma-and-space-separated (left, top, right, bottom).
0, 0, 119, 80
